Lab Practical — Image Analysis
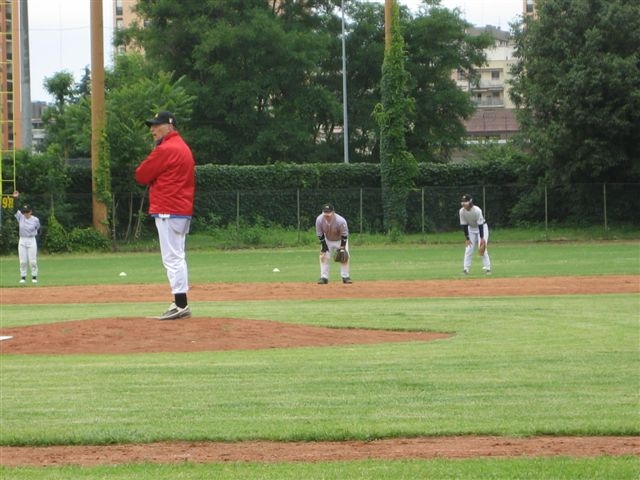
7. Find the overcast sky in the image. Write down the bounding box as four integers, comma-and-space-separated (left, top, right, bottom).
27, 0, 523, 102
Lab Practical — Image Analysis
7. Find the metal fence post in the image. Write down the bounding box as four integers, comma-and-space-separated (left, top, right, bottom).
297, 188, 301, 242
236, 191, 240, 233
603, 183, 608, 232
359, 188, 363, 234
482, 185, 486, 219
421, 187, 425, 234
544, 185, 548, 237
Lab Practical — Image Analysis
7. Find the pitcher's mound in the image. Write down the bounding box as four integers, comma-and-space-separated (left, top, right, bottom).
0, 317, 450, 355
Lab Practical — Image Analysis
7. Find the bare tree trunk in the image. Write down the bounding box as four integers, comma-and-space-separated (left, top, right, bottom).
133, 187, 148, 240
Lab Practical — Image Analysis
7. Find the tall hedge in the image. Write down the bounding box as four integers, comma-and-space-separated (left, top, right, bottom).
373, 3, 418, 233
19, 159, 638, 243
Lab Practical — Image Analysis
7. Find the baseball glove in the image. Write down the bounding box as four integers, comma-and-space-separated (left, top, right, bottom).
334, 248, 349, 263
478, 240, 486, 256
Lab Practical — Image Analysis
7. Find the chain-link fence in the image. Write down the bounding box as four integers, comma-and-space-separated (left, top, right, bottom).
187, 183, 639, 234
2, 183, 638, 248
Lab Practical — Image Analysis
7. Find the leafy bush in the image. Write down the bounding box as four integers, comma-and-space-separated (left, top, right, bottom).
69, 227, 111, 252
0, 212, 19, 255
43, 215, 70, 253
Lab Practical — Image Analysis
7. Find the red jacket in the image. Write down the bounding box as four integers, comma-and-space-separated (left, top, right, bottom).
135, 131, 195, 216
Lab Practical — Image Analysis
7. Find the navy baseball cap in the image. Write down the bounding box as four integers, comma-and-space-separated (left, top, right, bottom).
460, 194, 473, 204
322, 203, 334, 213
20, 204, 32, 213
145, 111, 177, 127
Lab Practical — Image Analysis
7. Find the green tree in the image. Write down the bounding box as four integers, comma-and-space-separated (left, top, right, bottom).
125, 0, 340, 165
510, 0, 640, 183
43, 71, 75, 110
39, 55, 194, 240
117, 0, 491, 166
404, 4, 492, 162
105, 53, 195, 240
42, 71, 91, 158
373, 2, 417, 233
8, 149, 71, 242
342, 2, 386, 163
338, 1, 491, 163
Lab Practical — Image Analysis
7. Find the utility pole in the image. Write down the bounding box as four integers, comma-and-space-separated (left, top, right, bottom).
384, 0, 393, 50
341, 0, 349, 163
90, 0, 108, 234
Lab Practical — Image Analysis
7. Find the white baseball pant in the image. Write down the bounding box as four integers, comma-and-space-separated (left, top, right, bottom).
155, 216, 190, 294
319, 239, 350, 280
464, 225, 491, 272
18, 236, 38, 278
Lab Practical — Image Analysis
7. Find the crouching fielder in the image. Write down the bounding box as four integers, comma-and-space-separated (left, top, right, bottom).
459, 194, 491, 275
315, 203, 352, 284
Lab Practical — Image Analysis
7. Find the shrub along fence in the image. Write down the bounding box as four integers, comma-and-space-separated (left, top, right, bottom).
1, 182, 637, 253
189, 183, 639, 234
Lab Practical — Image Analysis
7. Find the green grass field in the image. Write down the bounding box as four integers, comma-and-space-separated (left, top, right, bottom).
1, 240, 639, 479
1, 239, 638, 287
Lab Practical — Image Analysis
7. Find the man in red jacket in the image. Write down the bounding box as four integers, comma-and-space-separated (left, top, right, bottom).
135, 111, 195, 320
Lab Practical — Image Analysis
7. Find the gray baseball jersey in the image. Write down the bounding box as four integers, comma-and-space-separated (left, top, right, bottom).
459, 205, 486, 233
15, 211, 40, 238
316, 213, 348, 241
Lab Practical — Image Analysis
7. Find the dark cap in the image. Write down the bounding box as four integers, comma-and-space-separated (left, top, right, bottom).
460, 194, 473, 204
20, 204, 32, 213
145, 111, 177, 128
321, 203, 334, 213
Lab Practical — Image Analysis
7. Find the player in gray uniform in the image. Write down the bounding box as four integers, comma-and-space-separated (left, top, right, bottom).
315, 203, 352, 284
459, 194, 491, 275
12, 192, 40, 284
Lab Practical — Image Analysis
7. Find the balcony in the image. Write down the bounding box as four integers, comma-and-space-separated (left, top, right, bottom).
472, 97, 504, 107
471, 79, 504, 91
455, 79, 504, 94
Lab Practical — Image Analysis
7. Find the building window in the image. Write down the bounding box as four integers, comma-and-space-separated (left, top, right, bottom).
526, 0, 535, 14
116, 0, 123, 16
491, 70, 500, 80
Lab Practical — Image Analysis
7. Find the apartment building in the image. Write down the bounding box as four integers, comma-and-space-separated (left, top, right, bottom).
0, 0, 31, 154
458, 26, 516, 109
453, 25, 519, 140
524, 0, 538, 18
452, 1, 538, 140
114, 0, 143, 55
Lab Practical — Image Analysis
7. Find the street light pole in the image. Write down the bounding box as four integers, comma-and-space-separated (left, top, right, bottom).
341, 0, 349, 163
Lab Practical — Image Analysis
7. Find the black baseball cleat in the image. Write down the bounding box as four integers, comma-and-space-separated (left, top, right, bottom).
317, 277, 328, 284
342, 277, 353, 284
157, 303, 192, 320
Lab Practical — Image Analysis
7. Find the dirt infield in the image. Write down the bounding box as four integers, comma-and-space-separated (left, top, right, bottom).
2, 274, 638, 305
2, 436, 638, 467
1, 275, 638, 466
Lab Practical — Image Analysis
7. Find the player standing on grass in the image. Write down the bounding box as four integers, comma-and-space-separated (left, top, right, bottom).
315, 203, 352, 284
135, 111, 195, 320
11, 191, 40, 284
459, 194, 491, 275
